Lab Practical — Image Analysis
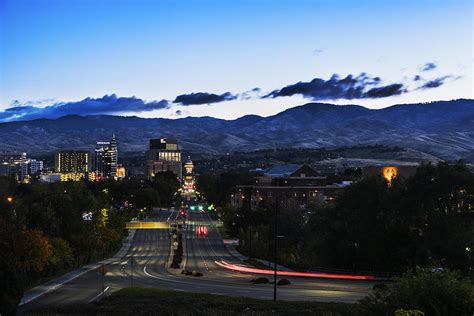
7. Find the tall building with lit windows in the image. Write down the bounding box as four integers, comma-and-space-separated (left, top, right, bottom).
94, 134, 118, 179
145, 138, 182, 179
55, 150, 91, 174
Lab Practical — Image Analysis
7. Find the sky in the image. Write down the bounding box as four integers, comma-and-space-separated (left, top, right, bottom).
0, 0, 472, 122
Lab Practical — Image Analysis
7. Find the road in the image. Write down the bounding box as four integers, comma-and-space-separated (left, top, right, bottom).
18, 209, 374, 313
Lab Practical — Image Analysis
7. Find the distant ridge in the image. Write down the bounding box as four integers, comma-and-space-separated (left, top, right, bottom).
0, 99, 473, 161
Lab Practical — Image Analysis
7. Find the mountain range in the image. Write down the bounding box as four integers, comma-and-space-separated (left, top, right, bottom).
0, 99, 473, 161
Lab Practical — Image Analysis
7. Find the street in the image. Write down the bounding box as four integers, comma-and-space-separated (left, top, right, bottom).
18, 209, 374, 314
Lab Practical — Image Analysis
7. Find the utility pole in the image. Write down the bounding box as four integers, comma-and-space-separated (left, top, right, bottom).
273, 195, 278, 301
101, 249, 105, 296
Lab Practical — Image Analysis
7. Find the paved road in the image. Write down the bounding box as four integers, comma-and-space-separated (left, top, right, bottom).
18, 209, 374, 314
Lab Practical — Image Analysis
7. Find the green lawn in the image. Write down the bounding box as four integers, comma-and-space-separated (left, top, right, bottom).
27, 287, 361, 315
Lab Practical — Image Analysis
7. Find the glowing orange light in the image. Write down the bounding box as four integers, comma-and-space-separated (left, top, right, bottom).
383, 166, 398, 183
6, 196, 13, 203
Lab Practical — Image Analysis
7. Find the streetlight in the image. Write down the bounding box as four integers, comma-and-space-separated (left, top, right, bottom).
6, 196, 13, 203
273, 195, 280, 302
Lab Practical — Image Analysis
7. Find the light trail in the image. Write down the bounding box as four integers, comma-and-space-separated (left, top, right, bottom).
214, 260, 375, 280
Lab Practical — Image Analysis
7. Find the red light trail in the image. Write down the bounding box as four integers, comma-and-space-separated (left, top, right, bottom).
214, 260, 375, 280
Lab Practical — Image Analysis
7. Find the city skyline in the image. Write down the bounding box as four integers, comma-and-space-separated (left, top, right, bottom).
0, 0, 472, 121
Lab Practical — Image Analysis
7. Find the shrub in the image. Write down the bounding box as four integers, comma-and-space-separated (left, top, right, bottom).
359, 269, 474, 316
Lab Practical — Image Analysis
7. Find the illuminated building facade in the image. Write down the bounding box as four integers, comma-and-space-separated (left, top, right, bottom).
29, 159, 44, 175
117, 164, 126, 178
182, 157, 196, 198
94, 134, 118, 179
0, 153, 28, 182
55, 150, 91, 175
145, 138, 182, 179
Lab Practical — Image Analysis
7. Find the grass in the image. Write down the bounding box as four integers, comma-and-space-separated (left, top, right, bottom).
27, 287, 362, 315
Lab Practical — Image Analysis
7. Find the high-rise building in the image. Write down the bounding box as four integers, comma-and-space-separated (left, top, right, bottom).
55, 151, 91, 173
29, 159, 44, 175
28, 159, 43, 175
145, 138, 181, 179
94, 134, 118, 179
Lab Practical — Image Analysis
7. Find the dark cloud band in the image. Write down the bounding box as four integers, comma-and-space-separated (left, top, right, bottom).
0, 94, 169, 122
264, 73, 405, 100
173, 92, 236, 105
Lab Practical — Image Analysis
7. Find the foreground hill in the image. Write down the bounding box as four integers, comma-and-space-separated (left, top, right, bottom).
0, 99, 473, 161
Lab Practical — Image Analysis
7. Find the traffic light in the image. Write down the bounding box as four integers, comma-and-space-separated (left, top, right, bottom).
179, 210, 187, 218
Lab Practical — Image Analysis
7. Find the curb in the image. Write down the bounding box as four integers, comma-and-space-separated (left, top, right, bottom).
19, 229, 136, 306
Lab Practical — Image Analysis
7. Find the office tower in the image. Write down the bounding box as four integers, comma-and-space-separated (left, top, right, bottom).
145, 138, 181, 179
55, 151, 91, 173
94, 134, 118, 179
29, 159, 44, 175
0, 153, 28, 182
110, 133, 117, 177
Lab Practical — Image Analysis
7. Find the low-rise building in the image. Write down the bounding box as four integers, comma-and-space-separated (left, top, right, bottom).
231, 164, 344, 211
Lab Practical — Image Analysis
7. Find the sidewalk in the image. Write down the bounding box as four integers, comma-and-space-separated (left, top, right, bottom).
19, 229, 136, 306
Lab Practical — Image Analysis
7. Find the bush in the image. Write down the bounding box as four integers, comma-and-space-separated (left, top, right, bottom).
250, 277, 269, 284
359, 269, 474, 316
277, 278, 291, 286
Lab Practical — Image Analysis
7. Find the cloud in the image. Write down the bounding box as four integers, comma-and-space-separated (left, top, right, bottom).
239, 87, 262, 100
420, 62, 437, 72
173, 92, 237, 105
413, 75, 422, 81
419, 75, 452, 89
264, 73, 404, 100
312, 49, 323, 55
364, 84, 406, 98
175, 110, 183, 116
0, 94, 169, 122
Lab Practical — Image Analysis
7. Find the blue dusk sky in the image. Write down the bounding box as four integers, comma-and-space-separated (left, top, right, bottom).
0, 0, 472, 121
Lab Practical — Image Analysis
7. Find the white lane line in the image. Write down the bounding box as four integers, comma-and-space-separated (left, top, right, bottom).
88, 286, 110, 303
19, 230, 136, 306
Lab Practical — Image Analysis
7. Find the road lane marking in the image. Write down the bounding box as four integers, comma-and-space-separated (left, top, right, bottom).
88, 286, 110, 303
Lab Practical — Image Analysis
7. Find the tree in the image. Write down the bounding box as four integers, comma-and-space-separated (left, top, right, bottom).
15, 228, 52, 274
360, 269, 474, 316
0, 217, 52, 315
48, 237, 75, 274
